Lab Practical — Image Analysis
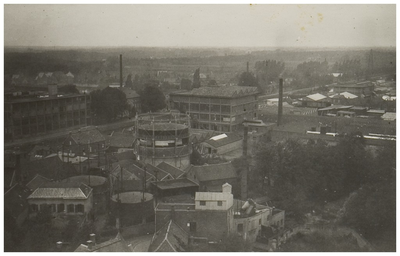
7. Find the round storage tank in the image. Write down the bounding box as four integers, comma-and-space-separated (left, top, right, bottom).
135, 112, 191, 170
61, 175, 109, 214
110, 192, 154, 226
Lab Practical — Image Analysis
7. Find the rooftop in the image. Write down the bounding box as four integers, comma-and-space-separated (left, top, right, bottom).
156, 162, 185, 179
202, 132, 242, 149
69, 126, 105, 144
139, 123, 187, 131
189, 162, 237, 181
149, 220, 188, 252
153, 178, 198, 190
171, 86, 259, 98
74, 233, 132, 252
306, 93, 327, 101
28, 182, 92, 200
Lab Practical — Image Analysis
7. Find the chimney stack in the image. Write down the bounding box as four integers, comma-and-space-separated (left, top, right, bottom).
120, 54, 123, 88
87, 240, 93, 250
90, 233, 96, 244
56, 241, 63, 251
277, 78, 283, 126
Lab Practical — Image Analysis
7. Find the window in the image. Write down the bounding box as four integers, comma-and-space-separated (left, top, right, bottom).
217, 201, 223, 206
67, 204, 75, 213
200, 201, 206, 206
31, 204, 38, 212
57, 204, 65, 213
75, 204, 84, 213
237, 224, 244, 232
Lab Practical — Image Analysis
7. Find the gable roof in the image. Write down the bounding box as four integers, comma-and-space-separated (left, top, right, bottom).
202, 132, 242, 149
75, 233, 132, 252
340, 91, 358, 99
306, 93, 327, 101
28, 182, 92, 200
149, 220, 188, 252
171, 86, 259, 98
156, 162, 185, 179
145, 164, 172, 181
69, 126, 105, 144
26, 174, 51, 191
189, 162, 237, 182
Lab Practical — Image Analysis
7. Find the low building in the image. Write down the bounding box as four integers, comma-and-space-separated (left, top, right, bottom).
300, 93, 331, 108
156, 161, 185, 179
108, 131, 135, 153
332, 81, 374, 97
27, 182, 93, 217
200, 133, 243, 156
186, 162, 238, 193
63, 126, 107, 157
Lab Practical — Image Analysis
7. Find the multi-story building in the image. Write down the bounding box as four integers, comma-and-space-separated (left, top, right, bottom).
169, 86, 260, 132
4, 85, 91, 141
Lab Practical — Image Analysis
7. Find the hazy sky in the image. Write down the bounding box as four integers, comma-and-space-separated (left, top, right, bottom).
4, 4, 396, 48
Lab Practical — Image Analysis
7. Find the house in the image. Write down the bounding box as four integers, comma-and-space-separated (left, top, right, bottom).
148, 220, 189, 252
27, 182, 93, 217
332, 81, 374, 97
186, 162, 238, 193
119, 87, 141, 114
108, 131, 135, 153
170, 86, 260, 132
200, 133, 243, 156
28, 144, 53, 161
154, 183, 282, 244
63, 126, 107, 157
300, 93, 331, 108
74, 233, 132, 252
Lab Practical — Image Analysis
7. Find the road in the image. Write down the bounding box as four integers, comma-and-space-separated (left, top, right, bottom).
4, 118, 135, 149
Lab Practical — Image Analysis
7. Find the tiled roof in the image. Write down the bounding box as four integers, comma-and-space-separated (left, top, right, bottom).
75, 233, 132, 252
28, 182, 92, 200
306, 93, 327, 101
109, 132, 135, 148
202, 132, 242, 149
190, 162, 237, 181
149, 220, 188, 252
153, 178, 199, 190
70, 126, 105, 144
26, 174, 51, 191
156, 162, 185, 179
171, 86, 259, 98
60, 175, 108, 187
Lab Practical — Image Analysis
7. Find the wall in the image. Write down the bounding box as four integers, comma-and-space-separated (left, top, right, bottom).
28, 196, 93, 216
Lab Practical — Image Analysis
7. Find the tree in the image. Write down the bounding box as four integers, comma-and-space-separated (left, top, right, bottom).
59, 84, 79, 94
193, 68, 201, 88
238, 72, 259, 87
180, 78, 192, 90
138, 85, 166, 113
90, 87, 128, 123
125, 74, 133, 88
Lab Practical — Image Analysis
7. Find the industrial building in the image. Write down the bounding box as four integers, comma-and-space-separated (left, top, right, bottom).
135, 112, 191, 170
169, 86, 260, 132
4, 85, 91, 141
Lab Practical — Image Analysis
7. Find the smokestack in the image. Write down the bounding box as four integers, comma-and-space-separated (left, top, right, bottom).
243, 122, 248, 157
90, 234, 96, 245
277, 78, 283, 126
120, 54, 123, 88
246, 62, 249, 73
87, 240, 93, 250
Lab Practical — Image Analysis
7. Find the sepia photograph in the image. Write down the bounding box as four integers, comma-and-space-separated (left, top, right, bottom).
3, 2, 396, 252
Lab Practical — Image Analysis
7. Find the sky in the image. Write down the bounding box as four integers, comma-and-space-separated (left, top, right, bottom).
4, 4, 396, 48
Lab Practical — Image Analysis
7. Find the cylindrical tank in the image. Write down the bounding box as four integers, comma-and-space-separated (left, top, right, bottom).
135, 112, 191, 170
60, 175, 109, 214
110, 191, 154, 226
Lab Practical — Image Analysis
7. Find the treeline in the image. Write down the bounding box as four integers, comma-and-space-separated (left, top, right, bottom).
252, 134, 395, 247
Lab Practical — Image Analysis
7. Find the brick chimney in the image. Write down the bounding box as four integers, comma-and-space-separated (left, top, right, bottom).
87, 240, 93, 250
90, 233, 96, 244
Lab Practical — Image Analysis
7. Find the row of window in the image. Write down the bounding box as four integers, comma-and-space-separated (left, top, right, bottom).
30, 203, 85, 213
199, 200, 223, 206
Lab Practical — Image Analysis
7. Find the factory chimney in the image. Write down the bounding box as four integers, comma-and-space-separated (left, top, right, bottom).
277, 78, 283, 126
120, 54, 123, 88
